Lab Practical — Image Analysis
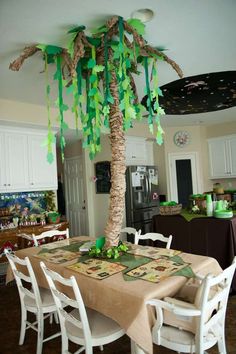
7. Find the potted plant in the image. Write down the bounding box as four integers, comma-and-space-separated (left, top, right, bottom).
46, 211, 60, 224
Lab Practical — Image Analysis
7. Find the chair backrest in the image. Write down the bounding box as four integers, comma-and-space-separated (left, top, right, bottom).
32, 228, 69, 247
6, 251, 42, 308
40, 261, 92, 349
147, 256, 236, 353
120, 227, 141, 242
134, 232, 172, 249
197, 257, 236, 342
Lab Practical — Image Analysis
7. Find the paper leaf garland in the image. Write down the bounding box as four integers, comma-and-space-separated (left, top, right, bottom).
9, 16, 183, 162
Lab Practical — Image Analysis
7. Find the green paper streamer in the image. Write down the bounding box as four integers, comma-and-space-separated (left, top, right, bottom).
71, 76, 79, 133
144, 57, 153, 126
56, 56, 66, 161
103, 32, 111, 128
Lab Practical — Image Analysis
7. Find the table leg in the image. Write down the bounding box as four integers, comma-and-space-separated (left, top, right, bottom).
131, 339, 147, 354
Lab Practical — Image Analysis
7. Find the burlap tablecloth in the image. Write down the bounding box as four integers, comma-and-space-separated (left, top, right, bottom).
6, 236, 222, 354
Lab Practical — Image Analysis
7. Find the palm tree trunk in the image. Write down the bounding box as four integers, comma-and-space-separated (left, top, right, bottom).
104, 71, 126, 246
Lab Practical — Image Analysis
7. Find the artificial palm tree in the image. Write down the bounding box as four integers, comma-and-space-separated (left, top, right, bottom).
10, 16, 182, 246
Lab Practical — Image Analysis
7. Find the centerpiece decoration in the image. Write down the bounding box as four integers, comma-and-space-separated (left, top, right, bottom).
9, 16, 182, 247
89, 239, 129, 260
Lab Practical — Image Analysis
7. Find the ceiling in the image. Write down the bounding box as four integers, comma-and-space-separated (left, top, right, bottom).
0, 0, 236, 129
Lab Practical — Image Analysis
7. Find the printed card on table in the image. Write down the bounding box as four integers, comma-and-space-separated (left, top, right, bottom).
67, 258, 127, 280
126, 258, 189, 283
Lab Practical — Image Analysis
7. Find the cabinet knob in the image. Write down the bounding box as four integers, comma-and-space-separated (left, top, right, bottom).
4, 183, 7, 186
7, 184, 10, 186
31, 182, 34, 185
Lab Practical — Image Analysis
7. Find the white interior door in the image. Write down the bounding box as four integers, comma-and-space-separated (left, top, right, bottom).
168, 152, 202, 204
64, 156, 87, 236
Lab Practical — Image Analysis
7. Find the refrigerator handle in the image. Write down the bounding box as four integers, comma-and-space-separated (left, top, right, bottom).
148, 175, 152, 203
145, 174, 150, 203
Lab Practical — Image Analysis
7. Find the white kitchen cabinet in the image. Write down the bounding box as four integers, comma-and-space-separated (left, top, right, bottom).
0, 131, 6, 190
125, 136, 154, 166
208, 135, 236, 178
0, 131, 29, 192
28, 133, 57, 190
0, 126, 57, 193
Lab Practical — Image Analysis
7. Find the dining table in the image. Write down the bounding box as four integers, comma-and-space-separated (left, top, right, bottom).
6, 236, 223, 354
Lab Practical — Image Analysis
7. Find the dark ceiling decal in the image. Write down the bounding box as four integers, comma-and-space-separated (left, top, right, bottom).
141, 71, 236, 115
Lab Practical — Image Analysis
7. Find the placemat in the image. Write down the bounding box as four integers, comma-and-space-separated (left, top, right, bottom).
128, 246, 181, 259
35, 248, 81, 263
126, 257, 190, 283
67, 258, 127, 280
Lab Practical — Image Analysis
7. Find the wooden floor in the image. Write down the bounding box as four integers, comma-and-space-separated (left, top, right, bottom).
0, 283, 235, 354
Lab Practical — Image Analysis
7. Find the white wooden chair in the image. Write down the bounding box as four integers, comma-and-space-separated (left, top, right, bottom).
6, 251, 61, 354
134, 232, 172, 249
32, 228, 69, 247
40, 261, 125, 354
120, 227, 141, 242
146, 256, 236, 354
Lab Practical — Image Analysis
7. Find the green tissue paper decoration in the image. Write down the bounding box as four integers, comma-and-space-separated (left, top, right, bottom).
9, 16, 183, 163
9, 16, 183, 247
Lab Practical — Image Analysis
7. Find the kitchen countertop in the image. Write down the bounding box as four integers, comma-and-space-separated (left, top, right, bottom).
152, 214, 236, 290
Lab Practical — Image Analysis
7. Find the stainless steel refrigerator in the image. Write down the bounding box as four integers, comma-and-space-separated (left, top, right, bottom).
125, 165, 160, 234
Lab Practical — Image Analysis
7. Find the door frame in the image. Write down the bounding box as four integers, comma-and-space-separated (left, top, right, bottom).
167, 151, 203, 203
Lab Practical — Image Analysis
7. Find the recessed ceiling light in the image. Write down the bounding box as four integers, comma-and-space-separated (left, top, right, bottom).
131, 9, 154, 23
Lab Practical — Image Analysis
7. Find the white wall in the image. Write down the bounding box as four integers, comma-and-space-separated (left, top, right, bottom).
0, 98, 75, 128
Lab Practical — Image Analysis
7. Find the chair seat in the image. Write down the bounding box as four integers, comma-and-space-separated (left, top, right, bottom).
66, 308, 124, 341
25, 288, 55, 309
158, 324, 218, 351
159, 325, 195, 346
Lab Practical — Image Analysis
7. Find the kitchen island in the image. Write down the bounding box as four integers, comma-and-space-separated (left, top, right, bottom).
152, 214, 236, 290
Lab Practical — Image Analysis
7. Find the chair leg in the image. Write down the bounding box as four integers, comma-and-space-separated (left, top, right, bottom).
36, 313, 44, 354
19, 307, 27, 345
85, 346, 93, 354
54, 311, 59, 324
131, 340, 146, 354
218, 336, 227, 354
99, 345, 104, 351
61, 331, 69, 354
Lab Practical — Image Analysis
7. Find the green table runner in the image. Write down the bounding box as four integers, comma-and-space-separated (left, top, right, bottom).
37, 240, 195, 282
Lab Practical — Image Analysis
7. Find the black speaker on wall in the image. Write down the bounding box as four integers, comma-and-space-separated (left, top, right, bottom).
95, 161, 111, 194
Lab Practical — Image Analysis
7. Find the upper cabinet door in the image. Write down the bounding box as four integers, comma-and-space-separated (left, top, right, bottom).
227, 136, 236, 177
4, 132, 30, 191
28, 134, 58, 190
208, 135, 236, 179
125, 137, 148, 165
0, 132, 7, 190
